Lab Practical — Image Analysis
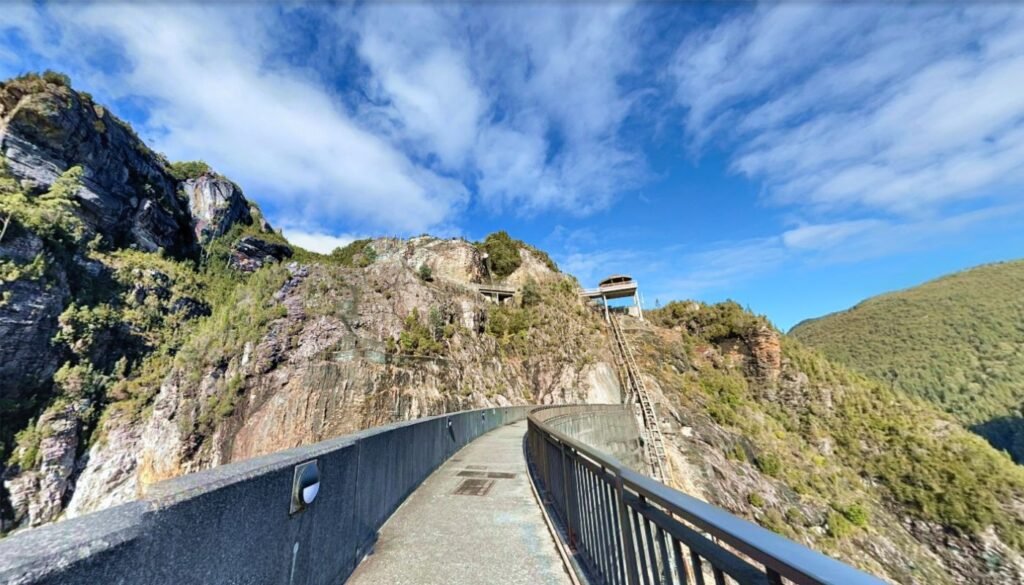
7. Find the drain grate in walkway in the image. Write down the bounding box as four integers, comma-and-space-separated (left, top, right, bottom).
453, 478, 495, 496
457, 470, 517, 479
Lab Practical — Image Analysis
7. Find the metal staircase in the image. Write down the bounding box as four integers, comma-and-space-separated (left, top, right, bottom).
609, 315, 668, 482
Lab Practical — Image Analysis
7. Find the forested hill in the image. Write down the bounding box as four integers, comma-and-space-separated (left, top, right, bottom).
790, 260, 1024, 463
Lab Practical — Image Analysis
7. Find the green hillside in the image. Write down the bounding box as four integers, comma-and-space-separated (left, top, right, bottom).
790, 260, 1024, 462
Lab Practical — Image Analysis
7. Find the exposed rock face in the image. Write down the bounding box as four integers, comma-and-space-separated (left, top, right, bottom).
65, 239, 616, 515
229, 236, 293, 272
0, 78, 194, 256
63, 417, 142, 519
397, 236, 486, 284
583, 362, 622, 404
5, 402, 83, 527
0, 76, 263, 530
716, 325, 782, 385
181, 174, 252, 243
0, 230, 68, 400
747, 325, 782, 382
504, 248, 559, 287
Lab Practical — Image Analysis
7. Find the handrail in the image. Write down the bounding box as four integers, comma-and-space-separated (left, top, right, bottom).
526, 406, 886, 585
580, 283, 639, 297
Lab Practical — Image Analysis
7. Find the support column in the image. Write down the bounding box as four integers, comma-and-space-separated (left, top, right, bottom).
635, 291, 644, 321
603, 295, 609, 323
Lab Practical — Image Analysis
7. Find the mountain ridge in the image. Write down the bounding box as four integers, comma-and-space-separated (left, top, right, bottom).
790, 259, 1024, 463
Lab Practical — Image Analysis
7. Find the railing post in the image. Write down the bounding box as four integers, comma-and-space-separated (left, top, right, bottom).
560, 441, 576, 547
615, 472, 640, 585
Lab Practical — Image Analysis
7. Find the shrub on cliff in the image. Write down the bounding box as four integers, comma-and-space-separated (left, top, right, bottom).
418, 263, 433, 281
475, 231, 559, 279
0, 163, 85, 249
650, 300, 769, 342
398, 308, 444, 355
330, 238, 376, 268
168, 160, 212, 181
477, 231, 522, 279
521, 279, 541, 307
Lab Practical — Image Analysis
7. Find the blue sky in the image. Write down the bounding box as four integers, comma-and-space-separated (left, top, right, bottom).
3, 2, 1024, 330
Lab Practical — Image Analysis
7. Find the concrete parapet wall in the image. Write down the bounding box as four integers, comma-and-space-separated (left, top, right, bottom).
531, 405, 645, 471
0, 406, 531, 585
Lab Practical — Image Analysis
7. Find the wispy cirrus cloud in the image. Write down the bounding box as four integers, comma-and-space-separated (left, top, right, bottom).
672, 4, 1024, 218
0, 2, 647, 238
1, 3, 470, 235
349, 4, 646, 216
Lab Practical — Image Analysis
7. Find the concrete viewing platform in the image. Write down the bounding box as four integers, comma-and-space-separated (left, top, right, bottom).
348, 421, 571, 585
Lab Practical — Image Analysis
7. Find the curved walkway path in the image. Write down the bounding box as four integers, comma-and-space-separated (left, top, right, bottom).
347, 420, 572, 585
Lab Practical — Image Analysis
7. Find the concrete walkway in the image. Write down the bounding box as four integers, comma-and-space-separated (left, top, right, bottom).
347, 420, 572, 585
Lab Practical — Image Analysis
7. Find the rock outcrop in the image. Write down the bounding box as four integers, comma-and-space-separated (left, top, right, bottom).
229, 236, 293, 272
181, 174, 252, 243
0, 76, 194, 256
4, 402, 82, 527
0, 74, 263, 529
0, 229, 68, 401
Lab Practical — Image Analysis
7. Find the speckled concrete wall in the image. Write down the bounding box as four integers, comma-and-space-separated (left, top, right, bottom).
534, 405, 645, 471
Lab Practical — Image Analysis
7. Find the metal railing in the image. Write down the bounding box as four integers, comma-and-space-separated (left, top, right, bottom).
526, 406, 886, 585
580, 283, 639, 298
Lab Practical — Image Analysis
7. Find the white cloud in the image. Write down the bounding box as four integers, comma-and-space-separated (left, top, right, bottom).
282, 229, 358, 254
781, 204, 1024, 265
672, 5, 1024, 217
3, 2, 648, 233
5, 3, 468, 234
347, 4, 645, 215
659, 238, 787, 298
356, 5, 483, 169
781, 220, 885, 252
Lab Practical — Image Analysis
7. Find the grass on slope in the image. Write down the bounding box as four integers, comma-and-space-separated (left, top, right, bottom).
790, 260, 1024, 461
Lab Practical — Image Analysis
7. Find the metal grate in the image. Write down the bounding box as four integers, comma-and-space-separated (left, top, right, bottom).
457, 470, 516, 479
453, 478, 495, 496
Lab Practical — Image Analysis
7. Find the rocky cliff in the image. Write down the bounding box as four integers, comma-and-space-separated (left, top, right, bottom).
0, 74, 618, 530
0, 73, 280, 526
